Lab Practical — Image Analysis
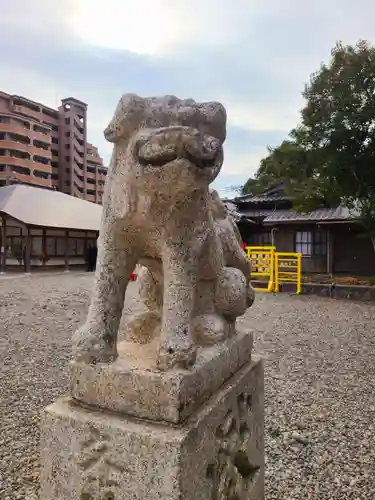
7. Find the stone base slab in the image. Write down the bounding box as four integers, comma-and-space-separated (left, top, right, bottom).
71, 329, 253, 424
41, 357, 264, 500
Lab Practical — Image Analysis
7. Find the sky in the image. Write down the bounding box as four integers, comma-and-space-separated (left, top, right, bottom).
1, 0, 375, 196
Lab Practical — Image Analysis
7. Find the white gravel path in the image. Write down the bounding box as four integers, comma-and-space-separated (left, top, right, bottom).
0, 272, 374, 499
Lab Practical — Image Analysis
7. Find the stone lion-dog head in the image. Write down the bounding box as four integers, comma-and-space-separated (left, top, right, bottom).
104, 94, 227, 198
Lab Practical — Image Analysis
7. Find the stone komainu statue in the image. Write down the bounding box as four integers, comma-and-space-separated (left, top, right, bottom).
72, 94, 254, 370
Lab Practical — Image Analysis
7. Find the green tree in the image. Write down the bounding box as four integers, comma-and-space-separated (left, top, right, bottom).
241, 140, 317, 201
242, 39, 375, 246
291, 39, 375, 243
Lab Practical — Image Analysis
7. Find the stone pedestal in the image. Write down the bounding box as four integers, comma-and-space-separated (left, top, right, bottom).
70, 329, 254, 423
41, 334, 264, 500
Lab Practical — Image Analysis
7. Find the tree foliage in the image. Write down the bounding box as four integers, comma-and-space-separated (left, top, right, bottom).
243, 40, 375, 234
241, 140, 330, 210
242, 140, 310, 195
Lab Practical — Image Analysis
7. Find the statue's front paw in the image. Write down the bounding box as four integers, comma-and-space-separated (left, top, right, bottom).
156, 334, 197, 371
72, 324, 118, 364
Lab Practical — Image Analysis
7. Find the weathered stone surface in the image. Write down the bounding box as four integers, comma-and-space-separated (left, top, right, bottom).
72, 94, 254, 371
71, 328, 253, 424
125, 189, 255, 349
40, 94, 264, 499
41, 357, 264, 500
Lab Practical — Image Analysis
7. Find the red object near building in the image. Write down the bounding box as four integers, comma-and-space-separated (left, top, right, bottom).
130, 271, 137, 281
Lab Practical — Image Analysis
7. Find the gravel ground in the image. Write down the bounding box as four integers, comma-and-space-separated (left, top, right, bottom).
0, 272, 374, 499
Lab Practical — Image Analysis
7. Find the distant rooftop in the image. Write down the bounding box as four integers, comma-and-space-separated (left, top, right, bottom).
231, 182, 358, 223
61, 96, 88, 108
240, 206, 358, 224
0, 185, 102, 231
234, 181, 290, 204
235, 193, 289, 203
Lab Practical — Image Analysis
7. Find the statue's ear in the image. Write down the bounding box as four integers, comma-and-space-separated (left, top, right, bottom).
104, 94, 145, 143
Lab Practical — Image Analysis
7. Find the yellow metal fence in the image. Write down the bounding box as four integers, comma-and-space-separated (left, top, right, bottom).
246, 246, 276, 293
245, 246, 302, 294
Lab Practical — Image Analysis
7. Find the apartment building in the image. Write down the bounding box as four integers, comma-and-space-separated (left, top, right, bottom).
0, 91, 107, 204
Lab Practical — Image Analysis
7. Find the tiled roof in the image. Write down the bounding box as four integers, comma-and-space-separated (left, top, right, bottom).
222, 200, 255, 223
223, 200, 238, 212
235, 194, 289, 203
240, 206, 358, 223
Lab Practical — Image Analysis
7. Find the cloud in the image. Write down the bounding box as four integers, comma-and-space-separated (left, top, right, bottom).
1, 0, 375, 188
225, 148, 265, 178
221, 98, 304, 134
68, 0, 266, 55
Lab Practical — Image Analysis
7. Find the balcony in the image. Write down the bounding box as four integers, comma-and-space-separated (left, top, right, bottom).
49, 130, 59, 140
0, 156, 52, 174
73, 115, 85, 134
0, 170, 51, 187
0, 123, 52, 144
0, 140, 30, 154
12, 103, 41, 121
86, 170, 96, 181
0, 122, 29, 140
33, 138, 51, 150
32, 129, 52, 143
74, 145, 84, 160
87, 153, 102, 165
0, 142, 53, 162
73, 154, 84, 170
86, 193, 97, 203
73, 163, 84, 178
73, 137, 84, 154
72, 172, 84, 189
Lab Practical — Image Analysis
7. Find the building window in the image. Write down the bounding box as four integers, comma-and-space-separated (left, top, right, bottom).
56, 238, 66, 256
31, 237, 43, 257
295, 230, 327, 256
68, 238, 78, 256
313, 230, 327, 255
6, 236, 23, 259
295, 231, 312, 256
46, 237, 56, 256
